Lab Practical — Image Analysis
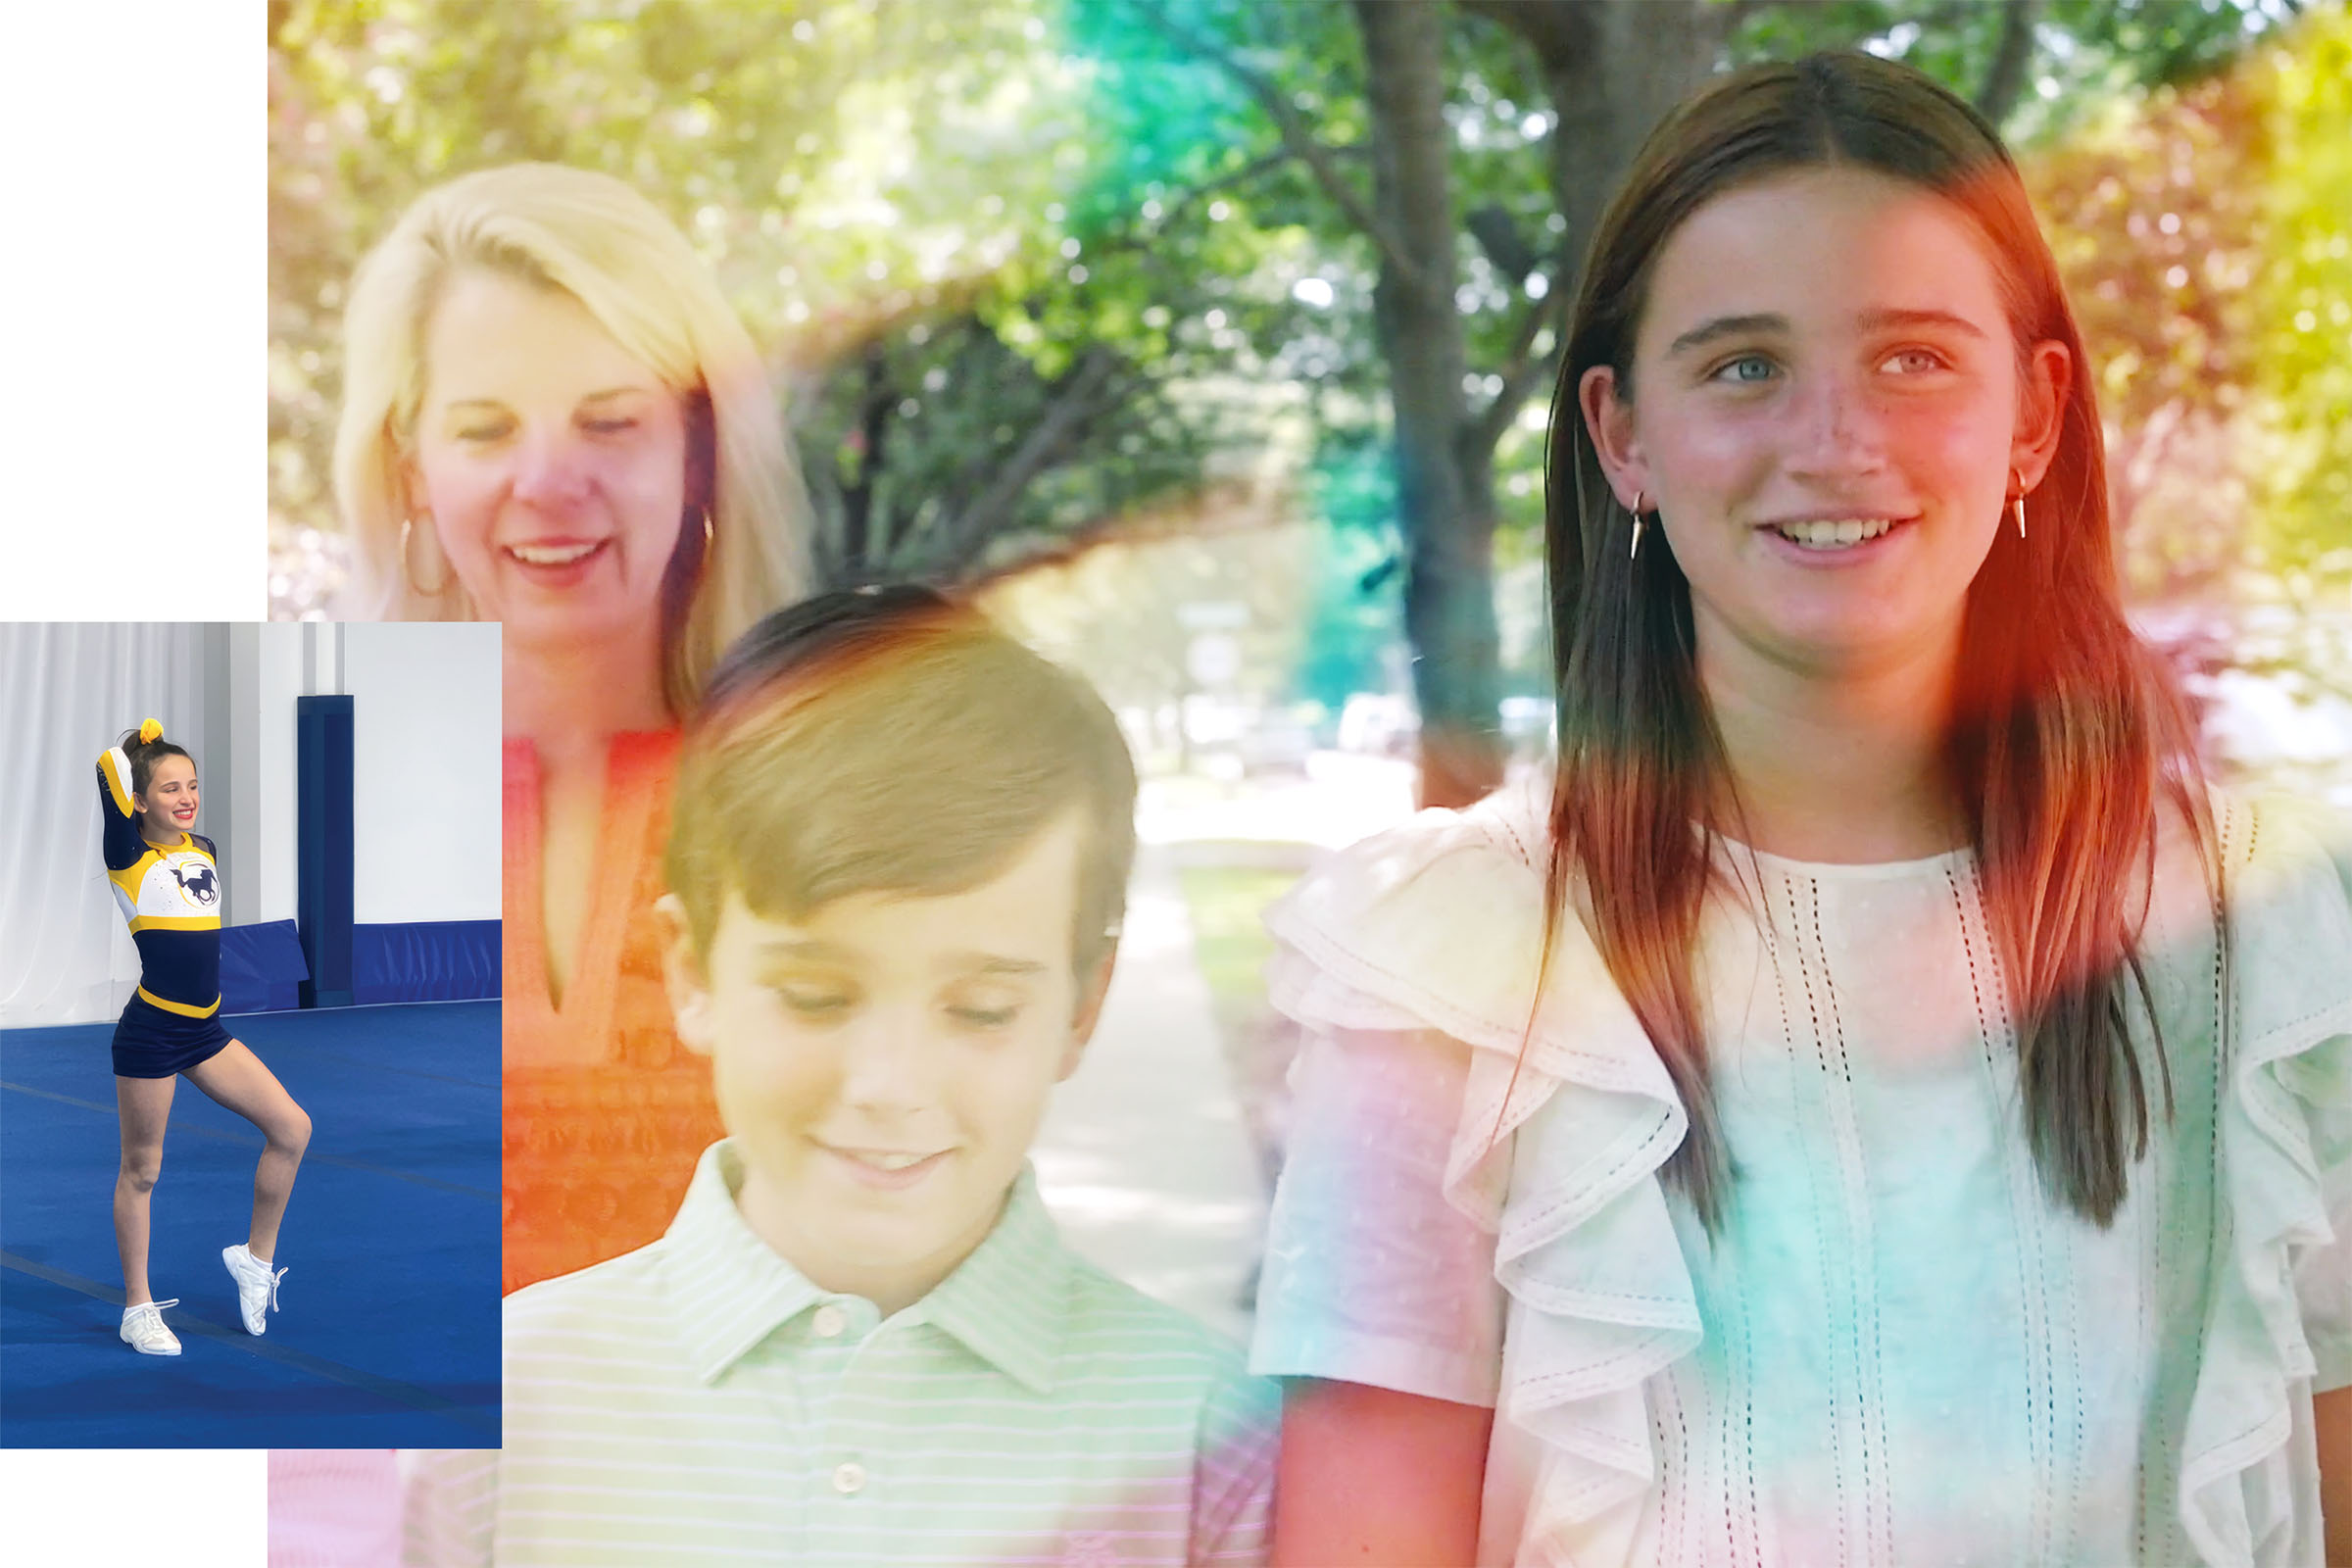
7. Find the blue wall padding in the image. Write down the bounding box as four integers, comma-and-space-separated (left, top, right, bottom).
219, 919, 312, 1015
352, 920, 502, 1004
296, 694, 356, 1008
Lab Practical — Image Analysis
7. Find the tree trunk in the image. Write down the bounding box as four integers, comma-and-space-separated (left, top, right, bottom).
1354, 0, 1502, 808
1975, 0, 2041, 126
1465, 0, 1725, 311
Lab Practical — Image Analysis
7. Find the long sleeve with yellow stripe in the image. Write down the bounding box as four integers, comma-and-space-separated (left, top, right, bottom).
97, 724, 222, 1017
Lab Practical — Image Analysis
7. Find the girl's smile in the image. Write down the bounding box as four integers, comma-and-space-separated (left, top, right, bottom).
1585, 166, 2067, 682
136, 756, 200, 843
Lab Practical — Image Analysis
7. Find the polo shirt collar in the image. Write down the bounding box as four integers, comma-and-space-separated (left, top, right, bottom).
901, 1165, 1070, 1396
660, 1142, 1073, 1395
662, 1141, 822, 1385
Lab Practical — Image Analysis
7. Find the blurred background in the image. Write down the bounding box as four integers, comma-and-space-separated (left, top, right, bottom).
270, 0, 2351, 1329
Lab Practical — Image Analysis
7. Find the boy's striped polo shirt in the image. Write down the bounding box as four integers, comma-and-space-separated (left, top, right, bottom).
409, 1141, 1279, 1565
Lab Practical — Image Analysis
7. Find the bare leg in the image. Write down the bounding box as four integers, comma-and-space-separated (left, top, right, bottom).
184, 1041, 312, 1260
114, 1075, 177, 1305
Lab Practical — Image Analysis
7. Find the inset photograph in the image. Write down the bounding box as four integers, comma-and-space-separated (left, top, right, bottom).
0, 622, 499, 1447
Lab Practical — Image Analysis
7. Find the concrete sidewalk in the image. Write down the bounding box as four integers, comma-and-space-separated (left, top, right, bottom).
1031, 760, 1423, 1346
1032, 845, 1265, 1345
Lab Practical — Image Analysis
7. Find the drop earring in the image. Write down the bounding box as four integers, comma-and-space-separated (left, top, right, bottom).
2011, 471, 2027, 541
400, 516, 451, 597
1629, 490, 1647, 563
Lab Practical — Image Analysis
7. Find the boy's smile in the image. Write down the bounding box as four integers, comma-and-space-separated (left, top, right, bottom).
662, 811, 1109, 1317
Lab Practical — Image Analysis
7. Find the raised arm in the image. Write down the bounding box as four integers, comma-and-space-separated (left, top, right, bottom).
1274, 1379, 1494, 1565
96, 718, 160, 870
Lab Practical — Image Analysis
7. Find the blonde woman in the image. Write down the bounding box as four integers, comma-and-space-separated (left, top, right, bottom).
333, 163, 809, 1291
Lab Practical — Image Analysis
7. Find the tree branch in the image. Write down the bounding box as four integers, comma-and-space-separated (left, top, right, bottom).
1094, 142, 1355, 266
962, 476, 1277, 591
1464, 280, 1566, 462
926, 346, 1128, 576
1152, 143, 1365, 236
1125, 0, 1423, 288
1453, 0, 1589, 64
846, 347, 895, 566
1975, 0, 2041, 126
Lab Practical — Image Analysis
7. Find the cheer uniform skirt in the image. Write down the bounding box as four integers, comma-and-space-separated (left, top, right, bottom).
112, 991, 233, 1078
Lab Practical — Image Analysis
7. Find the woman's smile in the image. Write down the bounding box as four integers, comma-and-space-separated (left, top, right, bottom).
409, 269, 690, 647
500, 535, 614, 587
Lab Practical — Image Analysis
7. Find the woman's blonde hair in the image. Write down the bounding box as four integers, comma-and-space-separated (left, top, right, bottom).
332, 162, 808, 713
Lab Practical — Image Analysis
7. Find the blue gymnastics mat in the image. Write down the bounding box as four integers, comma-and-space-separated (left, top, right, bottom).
0, 1002, 499, 1447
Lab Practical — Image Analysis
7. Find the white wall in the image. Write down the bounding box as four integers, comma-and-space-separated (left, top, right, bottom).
0, 624, 215, 1026
0, 621, 502, 1025
228, 623, 307, 926
342, 622, 502, 924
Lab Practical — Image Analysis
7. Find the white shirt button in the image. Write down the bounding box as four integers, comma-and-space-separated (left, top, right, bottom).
810, 1304, 847, 1339
831, 1461, 865, 1495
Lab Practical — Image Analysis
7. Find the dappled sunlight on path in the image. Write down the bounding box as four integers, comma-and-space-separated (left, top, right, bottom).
1035, 849, 1265, 1344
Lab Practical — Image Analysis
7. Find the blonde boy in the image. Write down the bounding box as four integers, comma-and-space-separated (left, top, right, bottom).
409, 588, 1277, 1565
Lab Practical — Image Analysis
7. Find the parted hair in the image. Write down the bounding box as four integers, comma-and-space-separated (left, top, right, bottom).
333, 162, 809, 714
664, 586, 1139, 978
1545, 52, 2214, 1232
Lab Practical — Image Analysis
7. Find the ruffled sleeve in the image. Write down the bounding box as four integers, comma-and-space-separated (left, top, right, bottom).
2178, 795, 2352, 1568
1248, 782, 1703, 1562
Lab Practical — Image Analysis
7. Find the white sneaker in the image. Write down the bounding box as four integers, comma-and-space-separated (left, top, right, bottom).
222, 1244, 286, 1335
121, 1298, 182, 1355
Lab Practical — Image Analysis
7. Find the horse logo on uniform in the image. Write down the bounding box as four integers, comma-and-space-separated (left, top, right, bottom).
171, 863, 220, 906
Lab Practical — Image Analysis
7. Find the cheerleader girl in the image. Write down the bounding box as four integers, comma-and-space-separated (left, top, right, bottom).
100, 719, 313, 1355
1251, 53, 2350, 1567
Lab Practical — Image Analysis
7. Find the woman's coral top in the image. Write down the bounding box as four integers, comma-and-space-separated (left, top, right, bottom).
501, 729, 722, 1295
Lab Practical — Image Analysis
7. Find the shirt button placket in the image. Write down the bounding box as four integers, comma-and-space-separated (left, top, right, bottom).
812, 1299, 881, 1560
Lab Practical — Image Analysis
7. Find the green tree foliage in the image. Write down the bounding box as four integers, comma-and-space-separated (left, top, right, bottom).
2250, 5, 2352, 591
2017, 3, 2351, 615
270, 0, 1291, 602
272, 0, 2345, 760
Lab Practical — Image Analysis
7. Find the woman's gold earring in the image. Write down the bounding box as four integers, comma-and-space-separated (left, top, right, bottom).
2013, 492, 2027, 542
1629, 490, 1647, 562
703, 509, 714, 550
400, 516, 451, 597
2010, 470, 2027, 541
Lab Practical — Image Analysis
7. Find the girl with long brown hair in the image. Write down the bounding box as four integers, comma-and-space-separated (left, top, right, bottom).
1250, 53, 2349, 1566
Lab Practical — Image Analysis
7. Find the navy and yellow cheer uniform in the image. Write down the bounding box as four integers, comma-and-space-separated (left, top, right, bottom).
98, 732, 231, 1077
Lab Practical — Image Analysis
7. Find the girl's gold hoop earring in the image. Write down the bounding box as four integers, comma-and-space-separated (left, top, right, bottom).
400, 516, 452, 597
1629, 491, 1648, 562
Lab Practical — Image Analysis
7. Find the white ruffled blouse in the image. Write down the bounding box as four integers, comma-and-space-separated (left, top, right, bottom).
1250, 784, 2352, 1568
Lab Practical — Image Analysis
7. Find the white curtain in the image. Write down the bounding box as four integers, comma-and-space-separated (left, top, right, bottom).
0, 624, 213, 1028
